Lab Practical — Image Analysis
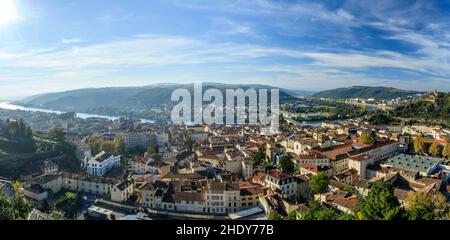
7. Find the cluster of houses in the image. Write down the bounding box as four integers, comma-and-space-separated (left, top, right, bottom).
4, 117, 450, 220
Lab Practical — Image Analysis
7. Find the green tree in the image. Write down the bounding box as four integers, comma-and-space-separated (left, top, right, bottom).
2, 181, 32, 220
367, 112, 395, 125
264, 162, 275, 171
253, 148, 265, 165
147, 144, 159, 155
284, 211, 297, 220
359, 133, 375, 145
338, 213, 355, 220
268, 211, 283, 220
360, 181, 402, 220
54, 141, 80, 172
300, 200, 337, 220
442, 144, 450, 160
0, 192, 12, 219
428, 141, 441, 157
309, 172, 329, 194
183, 135, 194, 152
279, 155, 295, 173
192, 143, 198, 151
10, 196, 32, 220
48, 128, 66, 141
48, 213, 65, 220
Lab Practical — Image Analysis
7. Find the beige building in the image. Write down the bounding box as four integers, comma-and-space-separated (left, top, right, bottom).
130, 156, 152, 175
283, 137, 319, 155
239, 183, 264, 209
206, 181, 240, 214
111, 180, 134, 203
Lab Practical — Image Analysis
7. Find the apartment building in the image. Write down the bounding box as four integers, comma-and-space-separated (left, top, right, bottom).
111, 180, 134, 203
265, 170, 298, 200
123, 132, 155, 150
130, 156, 152, 175
87, 151, 121, 176
206, 181, 240, 214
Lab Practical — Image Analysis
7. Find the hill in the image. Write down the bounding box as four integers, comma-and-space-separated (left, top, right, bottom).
19, 83, 297, 119
282, 89, 315, 97
393, 92, 450, 127
312, 86, 420, 99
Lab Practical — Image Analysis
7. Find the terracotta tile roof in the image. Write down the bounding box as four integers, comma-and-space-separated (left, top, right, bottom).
267, 170, 294, 180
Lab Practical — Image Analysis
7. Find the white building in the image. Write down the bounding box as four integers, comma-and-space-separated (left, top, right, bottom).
265, 170, 298, 200
87, 151, 121, 176
130, 156, 153, 175
63, 173, 119, 197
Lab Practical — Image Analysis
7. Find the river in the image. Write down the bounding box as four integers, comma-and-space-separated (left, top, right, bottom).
0, 102, 155, 123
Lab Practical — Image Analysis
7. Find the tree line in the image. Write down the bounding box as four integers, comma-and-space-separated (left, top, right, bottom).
413, 138, 450, 159
88, 138, 125, 155
0, 119, 36, 153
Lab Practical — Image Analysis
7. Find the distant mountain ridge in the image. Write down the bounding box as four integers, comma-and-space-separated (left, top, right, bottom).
282, 89, 315, 97
19, 82, 299, 119
312, 86, 421, 99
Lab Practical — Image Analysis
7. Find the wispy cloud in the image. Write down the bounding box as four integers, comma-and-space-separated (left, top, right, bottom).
209, 18, 262, 39
1, 33, 449, 93
61, 38, 83, 44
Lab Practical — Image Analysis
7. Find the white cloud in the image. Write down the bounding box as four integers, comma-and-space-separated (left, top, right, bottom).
209, 18, 262, 39
61, 38, 83, 44
1, 34, 450, 82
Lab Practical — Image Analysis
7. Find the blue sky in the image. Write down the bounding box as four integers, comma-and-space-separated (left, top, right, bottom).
1, 0, 450, 98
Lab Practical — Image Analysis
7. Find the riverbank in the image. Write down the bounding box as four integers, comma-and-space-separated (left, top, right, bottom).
0, 102, 155, 123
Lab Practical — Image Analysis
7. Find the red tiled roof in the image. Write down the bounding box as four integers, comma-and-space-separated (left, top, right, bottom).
267, 170, 294, 180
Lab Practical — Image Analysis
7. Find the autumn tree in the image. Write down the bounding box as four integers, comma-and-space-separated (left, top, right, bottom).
114, 138, 126, 154
359, 133, 375, 145
405, 191, 449, 220
405, 191, 434, 220
2, 181, 33, 220
88, 139, 102, 155
414, 138, 425, 154
442, 144, 450, 160
428, 141, 441, 157
100, 141, 115, 153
